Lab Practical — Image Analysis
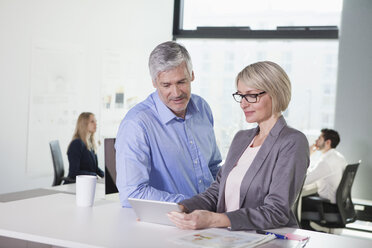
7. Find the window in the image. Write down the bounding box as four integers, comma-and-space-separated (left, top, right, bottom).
174, 0, 343, 158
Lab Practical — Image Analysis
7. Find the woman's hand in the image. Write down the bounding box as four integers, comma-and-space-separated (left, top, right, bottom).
167, 210, 230, 230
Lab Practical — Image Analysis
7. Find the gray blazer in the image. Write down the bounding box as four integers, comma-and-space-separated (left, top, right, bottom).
180, 116, 309, 231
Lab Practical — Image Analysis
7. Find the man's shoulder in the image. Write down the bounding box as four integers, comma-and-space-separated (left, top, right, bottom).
191, 93, 208, 105
327, 149, 347, 164
331, 149, 346, 158
190, 94, 212, 114
124, 95, 156, 122
317, 149, 346, 169
189, 94, 215, 126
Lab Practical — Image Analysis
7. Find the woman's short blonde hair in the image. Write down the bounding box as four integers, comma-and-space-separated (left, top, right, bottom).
235, 61, 291, 115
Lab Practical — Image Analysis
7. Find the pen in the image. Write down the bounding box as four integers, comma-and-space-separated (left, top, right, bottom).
256, 230, 288, 240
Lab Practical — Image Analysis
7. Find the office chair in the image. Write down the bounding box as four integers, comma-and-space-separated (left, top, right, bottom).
104, 138, 119, 194
49, 140, 75, 186
301, 162, 360, 232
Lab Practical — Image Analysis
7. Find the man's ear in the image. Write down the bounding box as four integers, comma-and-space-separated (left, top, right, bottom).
152, 79, 157, 88
325, 139, 332, 148
191, 71, 195, 82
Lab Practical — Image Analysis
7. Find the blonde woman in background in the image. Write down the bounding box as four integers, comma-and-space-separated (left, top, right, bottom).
67, 112, 104, 180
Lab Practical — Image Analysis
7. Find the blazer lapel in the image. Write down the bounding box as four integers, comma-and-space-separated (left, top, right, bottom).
239, 116, 287, 207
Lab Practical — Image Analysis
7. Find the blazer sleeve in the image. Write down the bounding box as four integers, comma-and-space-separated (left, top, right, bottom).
225, 131, 309, 230
180, 166, 222, 212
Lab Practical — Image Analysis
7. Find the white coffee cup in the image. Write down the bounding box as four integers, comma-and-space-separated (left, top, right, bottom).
76, 175, 97, 207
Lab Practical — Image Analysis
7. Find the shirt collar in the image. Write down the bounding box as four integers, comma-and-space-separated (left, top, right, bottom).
152, 91, 199, 125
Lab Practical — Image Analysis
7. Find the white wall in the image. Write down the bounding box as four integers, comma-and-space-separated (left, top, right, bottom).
0, 0, 173, 194
1, 0, 371, 202
335, 0, 372, 200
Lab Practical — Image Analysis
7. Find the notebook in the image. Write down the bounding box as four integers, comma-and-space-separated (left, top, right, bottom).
128, 198, 181, 226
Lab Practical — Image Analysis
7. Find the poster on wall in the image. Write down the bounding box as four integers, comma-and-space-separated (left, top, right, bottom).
26, 41, 86, 177
100, 50, 127, 138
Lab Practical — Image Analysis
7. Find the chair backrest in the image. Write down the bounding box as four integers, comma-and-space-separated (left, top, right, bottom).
49, 140, 65, 186
336, 162, 360, 225
104, 138, 118, 194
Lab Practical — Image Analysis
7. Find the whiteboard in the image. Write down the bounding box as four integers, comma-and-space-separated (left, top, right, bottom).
27, 41, 85, 176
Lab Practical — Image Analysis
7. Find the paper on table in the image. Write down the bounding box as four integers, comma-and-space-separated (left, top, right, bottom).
171, 228, 275, 248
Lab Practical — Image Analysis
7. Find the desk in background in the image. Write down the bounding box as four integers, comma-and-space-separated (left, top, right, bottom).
0, 192, 371, 248
302, 183, 318, 197
0, 181, 107, 203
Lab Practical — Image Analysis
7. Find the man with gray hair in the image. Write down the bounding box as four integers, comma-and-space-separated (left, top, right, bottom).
115, 41, 222, 207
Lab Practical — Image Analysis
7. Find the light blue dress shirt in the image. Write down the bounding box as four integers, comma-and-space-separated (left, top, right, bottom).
115, 91, 222, 207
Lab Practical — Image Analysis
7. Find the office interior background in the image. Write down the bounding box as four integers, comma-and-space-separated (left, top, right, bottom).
0, 0, 371, 203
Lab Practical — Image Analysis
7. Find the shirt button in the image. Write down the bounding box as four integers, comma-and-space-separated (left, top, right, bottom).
199, 180, 202, 184
194, 159, 198, 164
190, 140, 193, 144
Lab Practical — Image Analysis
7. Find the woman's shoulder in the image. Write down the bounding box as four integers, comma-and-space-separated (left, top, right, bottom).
235, 128, 256, 137
69, 138, 85, 149
279, 125, 309, 147
282, 125, 306, 138
230, 128, 257, 144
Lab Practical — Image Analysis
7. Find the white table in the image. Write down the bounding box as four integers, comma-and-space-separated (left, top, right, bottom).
0, 193, 371, 248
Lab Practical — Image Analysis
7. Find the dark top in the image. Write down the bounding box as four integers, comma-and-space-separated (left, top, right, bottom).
67, 138, 104, 179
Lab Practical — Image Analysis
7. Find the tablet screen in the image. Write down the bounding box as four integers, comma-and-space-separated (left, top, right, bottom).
128, 198, 181, 226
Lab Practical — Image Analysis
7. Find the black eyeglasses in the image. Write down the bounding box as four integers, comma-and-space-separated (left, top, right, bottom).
232, 91, 266, 103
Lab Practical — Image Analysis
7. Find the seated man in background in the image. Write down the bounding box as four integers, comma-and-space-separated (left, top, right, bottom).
115, 41, 222, 207
303, 128, 347, 204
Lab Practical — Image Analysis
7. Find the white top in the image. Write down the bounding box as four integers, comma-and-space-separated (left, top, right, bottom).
225, 140, 260, 212
304, 149, 347, 203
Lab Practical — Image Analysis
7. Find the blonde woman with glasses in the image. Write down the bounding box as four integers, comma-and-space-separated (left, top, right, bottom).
168, 61, 309, 231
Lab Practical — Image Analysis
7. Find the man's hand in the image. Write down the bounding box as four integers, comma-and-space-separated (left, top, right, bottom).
309, 144, 318, 155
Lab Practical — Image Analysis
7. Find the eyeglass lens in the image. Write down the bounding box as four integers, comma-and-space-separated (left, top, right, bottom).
233, 94, 258, 103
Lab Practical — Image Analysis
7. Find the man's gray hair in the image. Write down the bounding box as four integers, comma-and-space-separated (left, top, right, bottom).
149, 41, 193, 82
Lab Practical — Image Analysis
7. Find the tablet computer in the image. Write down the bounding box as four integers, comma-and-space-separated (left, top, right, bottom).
128, 198, 181, 226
